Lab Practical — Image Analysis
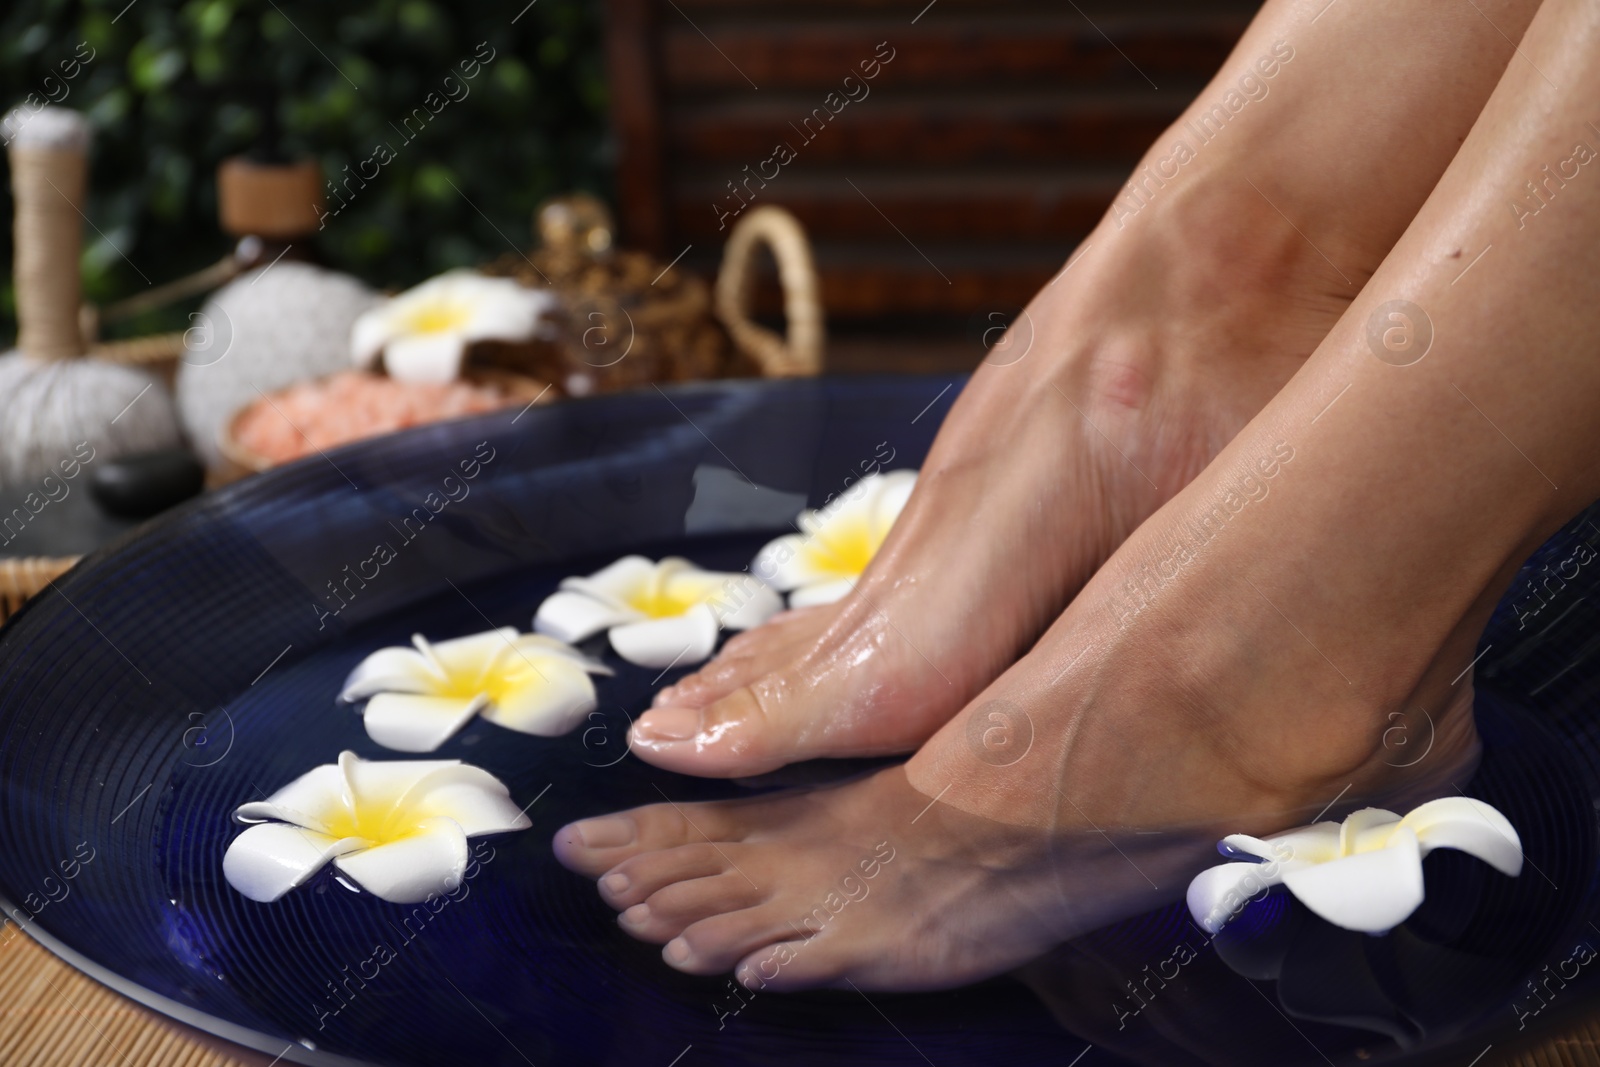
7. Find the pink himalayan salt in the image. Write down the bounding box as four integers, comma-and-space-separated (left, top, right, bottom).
233, 370, 512, 465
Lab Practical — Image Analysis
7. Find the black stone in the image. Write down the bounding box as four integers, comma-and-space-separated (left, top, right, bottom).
89, 449, 205, 519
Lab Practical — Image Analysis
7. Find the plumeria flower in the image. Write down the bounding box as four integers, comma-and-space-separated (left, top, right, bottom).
340, 628, 610, 753
534, 555, 781, 669
753, 470, 917, 607
1187, 798, 1523, 935
351, 270, 560, 384
223, 751, 530, 904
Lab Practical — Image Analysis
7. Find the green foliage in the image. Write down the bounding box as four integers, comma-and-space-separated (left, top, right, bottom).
0, 0, 609, 339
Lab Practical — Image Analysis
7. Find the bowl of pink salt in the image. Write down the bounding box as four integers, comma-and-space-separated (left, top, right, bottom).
220, 369, 553, 473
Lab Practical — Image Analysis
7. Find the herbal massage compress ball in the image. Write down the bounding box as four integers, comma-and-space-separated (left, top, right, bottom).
176, 261, 380, 470
0, 105, 181, 488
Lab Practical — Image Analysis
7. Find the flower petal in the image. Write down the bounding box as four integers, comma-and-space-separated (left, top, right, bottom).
709, 575, 783, 630
340, 646, 439, 703
510, 633, 613, 674
788, 577, 857, 608
480, 657, 598, 737
384, 332, 468, 384
534, 590, 639, 644
753, 533, 839, 592
802, 481, 878, 537
1187, 861, 1289, 934
363, 693, 487, 753
560, 555, 658, 605
223, 823, 366, 903
333, 817, 470, 903
423, 627, 520, 685
350, 305, 392, 368
457, 281, 558, 343
338, 750, 460, 816
399, 765, 533, 836
1281, 826, 1425, 933
1221, 824, 1341, 867
1339, 807, 1403, 857
1401, 797, 1523, 876
869, 470, 918, 535
608, 603, 719, 668
234, 763, 351, 835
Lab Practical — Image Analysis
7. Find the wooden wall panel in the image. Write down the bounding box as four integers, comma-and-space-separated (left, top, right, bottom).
661, 18, 1250, 91
604, 0, 1258, 364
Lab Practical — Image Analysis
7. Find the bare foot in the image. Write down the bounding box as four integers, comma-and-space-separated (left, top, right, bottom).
556, 408, 1499, 989
629, 0, 1540, 777
553, 763, 1203, 991
559, 0, 1600, 991
556, 653, 1482, 992
632, 171, 1344, 777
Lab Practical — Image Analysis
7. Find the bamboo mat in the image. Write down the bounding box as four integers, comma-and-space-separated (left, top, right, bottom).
0, 933, 272, 1067
3, 916, 1599, 1067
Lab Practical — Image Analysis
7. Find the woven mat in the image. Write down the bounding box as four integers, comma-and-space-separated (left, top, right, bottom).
3, 906, 1598, 1065
0, 933, 268, 1066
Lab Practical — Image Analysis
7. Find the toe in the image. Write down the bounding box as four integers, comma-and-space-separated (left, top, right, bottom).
651, 646, 769, 710
597, 842, 736, 909
734, 931, 856, 991
652, 667, 742, 710
651, 608, 824, 711
618, 872, 764, 944
630, 685, 790, 778
665, 905, 808, 977
552, 799, 748, 876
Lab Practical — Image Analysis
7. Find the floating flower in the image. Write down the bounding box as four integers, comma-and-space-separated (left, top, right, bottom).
1187, 798, 1523, 935
534, 555, 782, 668
753, 470, 917, 607
350, 270, 559, 384
340, 628, 610, 753
223, 751, 530, 903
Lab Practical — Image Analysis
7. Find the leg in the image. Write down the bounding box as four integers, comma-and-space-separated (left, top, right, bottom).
633, 0, 1544, 777
563, 0, 1600, 989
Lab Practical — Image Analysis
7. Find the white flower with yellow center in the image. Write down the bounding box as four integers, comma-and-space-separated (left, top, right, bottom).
1187, 798, 1523, 935
350, 270, 559, 384
534, 555, 782, 669
753, 470, 917, 607
223, 751, 530, 904
340, 628, 610, 753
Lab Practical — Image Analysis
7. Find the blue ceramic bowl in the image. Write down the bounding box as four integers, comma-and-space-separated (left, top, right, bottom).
1, 376, 1598, 1067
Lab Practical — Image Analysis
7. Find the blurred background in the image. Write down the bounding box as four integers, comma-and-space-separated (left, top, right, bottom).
0, 0, 608, 338
0, 0, 1262, 585
0, 0, 1255, 372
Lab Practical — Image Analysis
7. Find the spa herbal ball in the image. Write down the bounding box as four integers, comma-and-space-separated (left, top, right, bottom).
176, 261, 381, 469
0, 352, 182, 489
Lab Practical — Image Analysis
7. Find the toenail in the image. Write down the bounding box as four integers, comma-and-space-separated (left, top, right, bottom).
664, 938, 691, 964
635, 707, 702, 742
600, 872, 630, 895
573, 817, 635, 849
652, 688, 675, 707
621, 903, 650, 927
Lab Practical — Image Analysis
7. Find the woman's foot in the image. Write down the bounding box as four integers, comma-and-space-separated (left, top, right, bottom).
553, 762, 1206, 990
634, 172, 1347, 777
630, 0, 1543, 778
556, 586, 1487, 992
562, 0, 1600, 965
555, 355, 1515, 988
555, 0, 1600, 992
